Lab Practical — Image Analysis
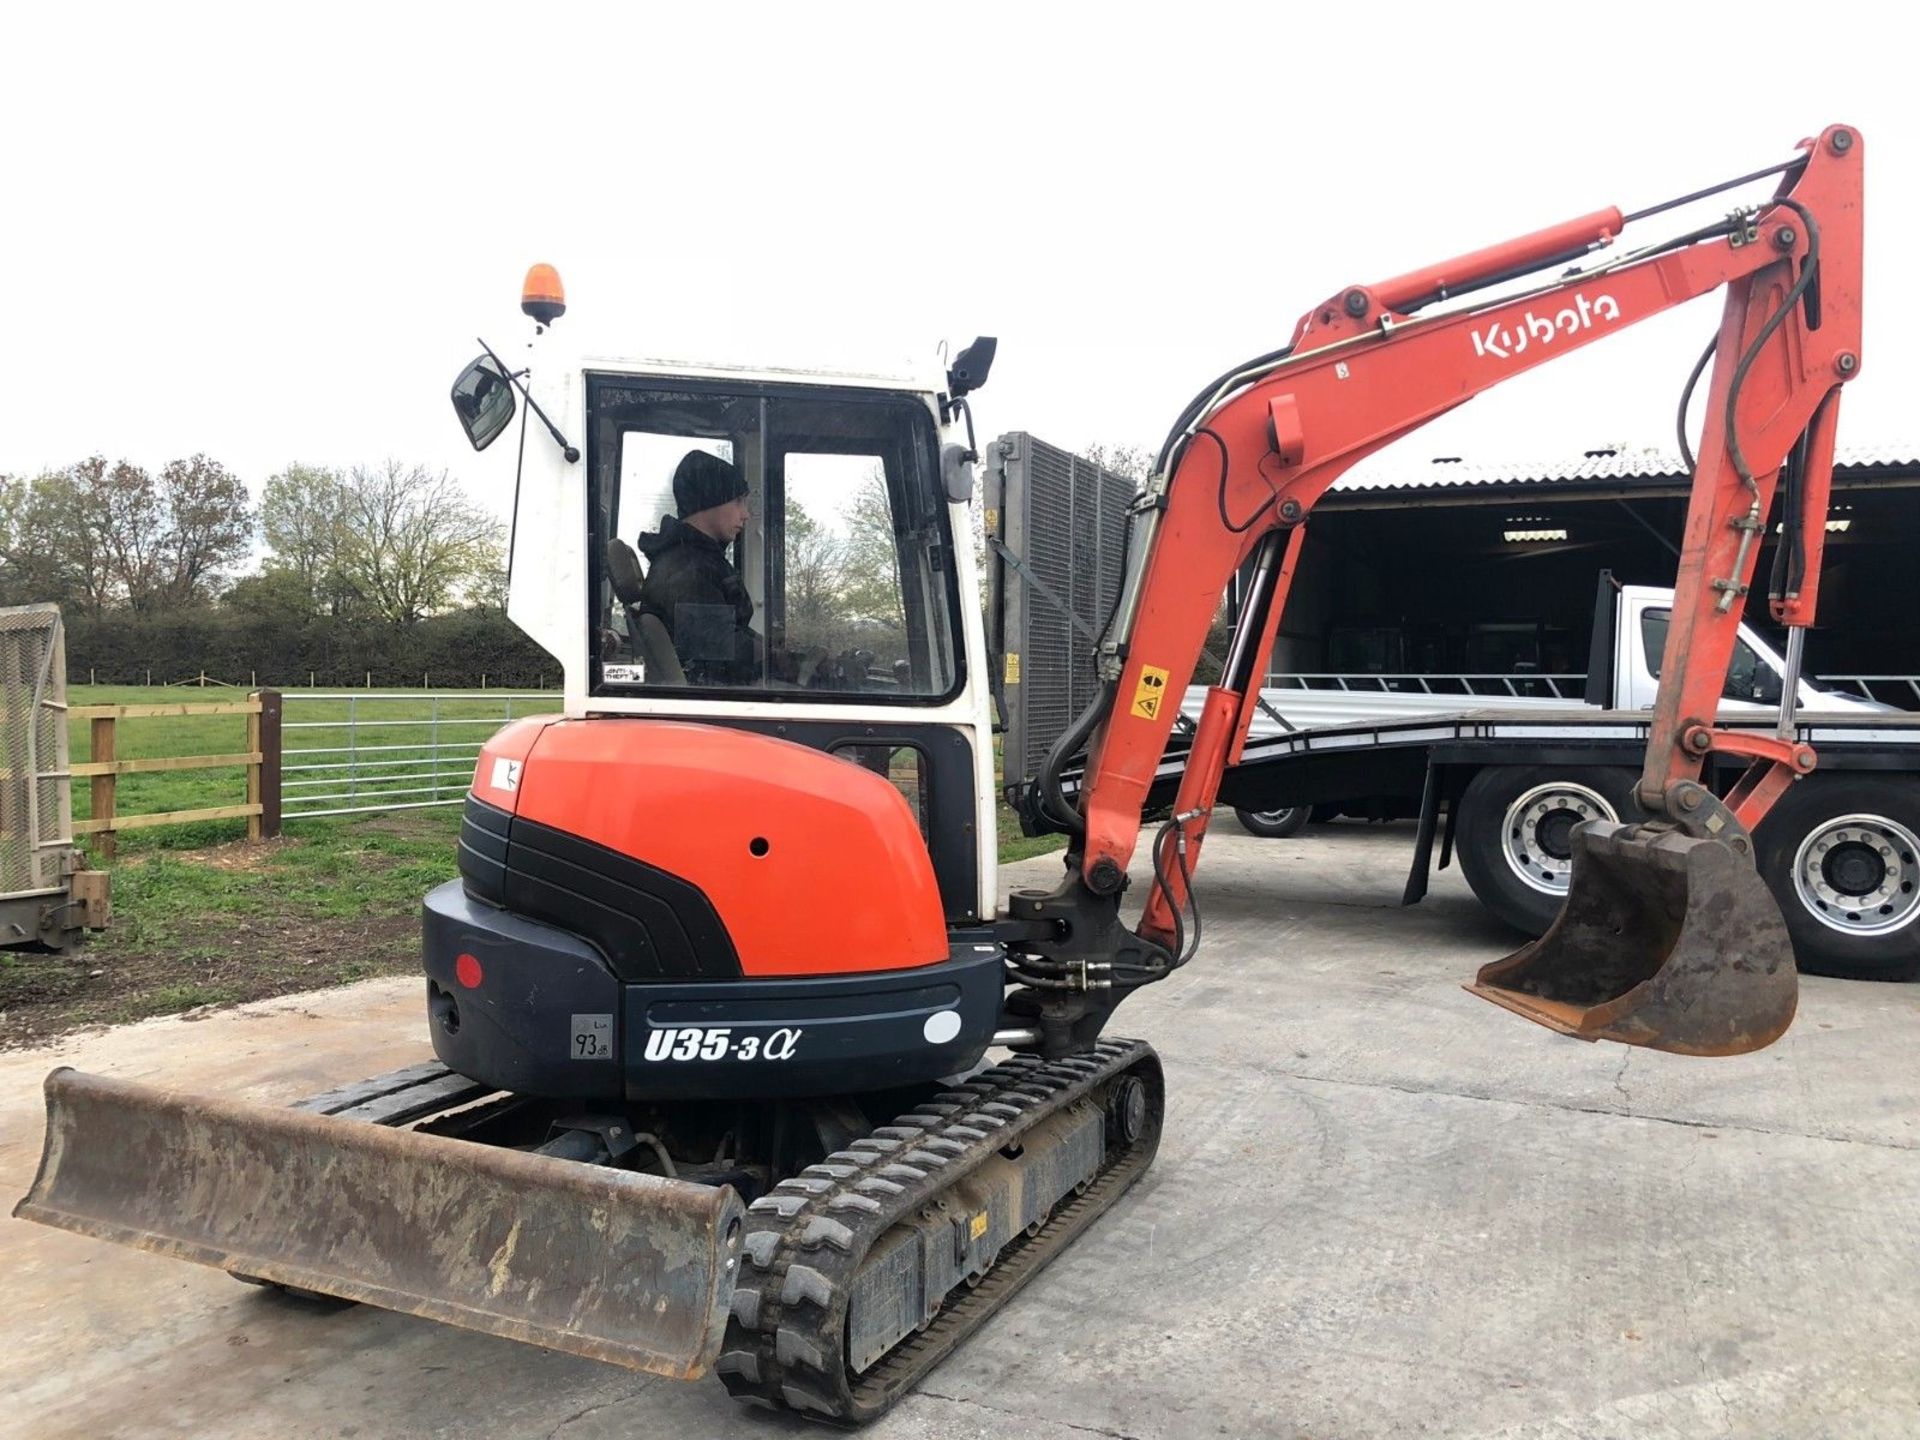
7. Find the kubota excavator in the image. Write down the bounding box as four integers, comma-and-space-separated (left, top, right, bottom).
17, 124, 1863, 1421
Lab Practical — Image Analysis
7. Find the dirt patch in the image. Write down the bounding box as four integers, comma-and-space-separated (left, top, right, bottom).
0, 804, 465, 1049
0, 911, 420, 1050
189, 836, 300, 872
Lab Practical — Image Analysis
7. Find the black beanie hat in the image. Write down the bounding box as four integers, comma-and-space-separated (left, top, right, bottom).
672, 450, 748, 518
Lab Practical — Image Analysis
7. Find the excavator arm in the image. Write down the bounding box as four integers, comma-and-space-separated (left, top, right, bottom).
1012, 124, 1862, 1057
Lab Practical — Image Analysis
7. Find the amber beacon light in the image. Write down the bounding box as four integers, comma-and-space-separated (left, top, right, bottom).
521, 264, 566, 325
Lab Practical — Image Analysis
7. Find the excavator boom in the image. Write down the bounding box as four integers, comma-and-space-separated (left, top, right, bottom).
1015, 124, 1861, 1058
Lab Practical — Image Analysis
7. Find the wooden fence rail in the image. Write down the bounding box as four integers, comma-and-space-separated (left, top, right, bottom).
71, 690, 283, 860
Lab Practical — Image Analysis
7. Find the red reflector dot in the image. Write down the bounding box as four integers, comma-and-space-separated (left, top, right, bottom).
456, 953, 484, 989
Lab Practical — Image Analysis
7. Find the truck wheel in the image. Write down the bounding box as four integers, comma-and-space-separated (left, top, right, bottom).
1233, 804, 1310, 838
1754, 777, 1920, 979
1455, 766, 1645, 935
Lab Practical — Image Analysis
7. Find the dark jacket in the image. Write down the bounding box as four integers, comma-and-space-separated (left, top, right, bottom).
636, 516, 758, 683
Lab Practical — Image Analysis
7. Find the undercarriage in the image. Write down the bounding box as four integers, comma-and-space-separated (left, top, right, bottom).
21, 1041, 1162, 1422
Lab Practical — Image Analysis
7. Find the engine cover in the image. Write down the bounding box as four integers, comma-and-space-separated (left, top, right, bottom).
467, 716, 950, 979
432, 717, 995, 1099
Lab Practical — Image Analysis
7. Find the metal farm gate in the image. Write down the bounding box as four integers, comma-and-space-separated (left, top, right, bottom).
985, 433, 1138, 798
279, 692, 563, 819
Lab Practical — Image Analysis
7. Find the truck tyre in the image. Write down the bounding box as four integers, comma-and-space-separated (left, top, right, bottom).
1754, 777, 1920, 980
1455, 765, 1646, 936
1233, 804, 1310, 839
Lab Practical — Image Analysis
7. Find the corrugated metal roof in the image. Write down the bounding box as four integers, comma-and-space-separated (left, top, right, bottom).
1335, 445, 1920, 493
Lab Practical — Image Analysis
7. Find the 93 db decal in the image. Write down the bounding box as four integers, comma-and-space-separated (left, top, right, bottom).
571, 1014, 613, 1059
643, 1026, 804, 1063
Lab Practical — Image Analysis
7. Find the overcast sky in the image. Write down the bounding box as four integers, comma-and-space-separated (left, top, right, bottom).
5, 3, 1914, 527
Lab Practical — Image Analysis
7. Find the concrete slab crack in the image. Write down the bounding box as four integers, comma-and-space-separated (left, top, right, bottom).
1177, 1055, 1919, 1152
916, 1388, 1149, 1440
544, 1383, 652, 1439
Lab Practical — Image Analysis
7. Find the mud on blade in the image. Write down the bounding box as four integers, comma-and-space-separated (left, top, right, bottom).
14, 1068, 746, 1378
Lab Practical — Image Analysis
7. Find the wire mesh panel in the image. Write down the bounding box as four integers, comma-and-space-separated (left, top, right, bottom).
985, 434, 1138, 795
0, 605, 71, 898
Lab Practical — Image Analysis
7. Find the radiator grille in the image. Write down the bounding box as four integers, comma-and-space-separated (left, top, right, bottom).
0, 605, 71, 898
986, 435, 1138, 791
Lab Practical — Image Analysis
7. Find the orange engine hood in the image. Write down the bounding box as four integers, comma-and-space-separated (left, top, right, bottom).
473, 718, 949, 978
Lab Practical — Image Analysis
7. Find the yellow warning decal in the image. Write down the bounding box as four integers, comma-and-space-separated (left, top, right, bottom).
969, 1211, 990, 1241
1005, 651, 1021, 685
1130, 665, 1171, 720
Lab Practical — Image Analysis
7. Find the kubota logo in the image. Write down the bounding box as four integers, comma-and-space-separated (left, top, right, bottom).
1472, 292, 1622, 360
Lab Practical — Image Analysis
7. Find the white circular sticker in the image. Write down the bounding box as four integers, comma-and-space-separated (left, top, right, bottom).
923, 1010, 962, 1045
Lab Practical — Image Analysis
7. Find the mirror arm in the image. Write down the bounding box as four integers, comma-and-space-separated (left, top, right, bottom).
477, 336, 579, 464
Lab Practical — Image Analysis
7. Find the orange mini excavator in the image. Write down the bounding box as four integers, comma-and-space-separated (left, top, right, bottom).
18, 126, 1863, 1420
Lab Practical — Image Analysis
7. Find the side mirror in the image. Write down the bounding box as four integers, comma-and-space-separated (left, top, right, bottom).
451, 354, 516, 452
941, 443, 977, 504
947, 336, 997, 399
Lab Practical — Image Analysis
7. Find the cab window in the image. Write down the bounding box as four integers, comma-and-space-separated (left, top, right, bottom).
587, 380, 959, 701
1641, 609, 1783, 704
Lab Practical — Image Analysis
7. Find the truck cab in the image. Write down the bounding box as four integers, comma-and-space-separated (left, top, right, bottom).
1600, 579, 1893, 716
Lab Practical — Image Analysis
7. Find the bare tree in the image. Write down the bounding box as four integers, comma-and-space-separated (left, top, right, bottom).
262, 464, 351, 613
0, 467, 116, 615
152, 454, 253, 608
78, 457, 166, 612
783, 500, 849, 652
17, 455, 255, 614
467, 555, 511, 613
335, 462, 504, 625
0, 476, 73, 609
839, 470, 904, 627
1081, 442, 1154, 483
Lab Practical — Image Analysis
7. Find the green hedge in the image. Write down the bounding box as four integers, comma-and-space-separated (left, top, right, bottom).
66, 609, 559, 688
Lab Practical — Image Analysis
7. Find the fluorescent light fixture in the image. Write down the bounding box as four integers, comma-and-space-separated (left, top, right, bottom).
1826, 518, 1852, 533
1504, 527, 1569, 543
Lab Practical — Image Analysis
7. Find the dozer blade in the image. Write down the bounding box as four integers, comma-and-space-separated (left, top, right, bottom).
1465, 820, 1798, 1056
14, 1068, 746, 1379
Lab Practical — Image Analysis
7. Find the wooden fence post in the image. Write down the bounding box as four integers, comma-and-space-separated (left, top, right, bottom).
90, 715, 117, 862
249, 690, 283, 842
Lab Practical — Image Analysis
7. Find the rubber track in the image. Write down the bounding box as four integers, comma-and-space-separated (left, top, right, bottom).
715, 1037, 1162, 1422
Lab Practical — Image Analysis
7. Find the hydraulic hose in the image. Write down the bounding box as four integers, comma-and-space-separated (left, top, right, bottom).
1675, 336, 1717, 475
1155, 344, 1297, 478
1038, 680, 1115, 835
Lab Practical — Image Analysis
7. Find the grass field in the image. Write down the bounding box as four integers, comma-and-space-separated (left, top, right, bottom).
65, 685, 565, 837
0, 687, 1062, 1044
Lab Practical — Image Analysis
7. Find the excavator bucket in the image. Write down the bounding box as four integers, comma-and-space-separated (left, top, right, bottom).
1466, 821, 1798, 1056
14, 1069, 746, 1378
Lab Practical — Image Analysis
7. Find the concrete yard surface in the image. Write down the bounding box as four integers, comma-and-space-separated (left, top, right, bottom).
3, 822, 1917, 1438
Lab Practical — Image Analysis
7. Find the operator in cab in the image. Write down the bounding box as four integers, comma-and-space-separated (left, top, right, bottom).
636, 451, 761, 685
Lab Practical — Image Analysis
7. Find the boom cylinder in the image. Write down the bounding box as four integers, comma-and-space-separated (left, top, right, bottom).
1371, 207, 1624, 313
